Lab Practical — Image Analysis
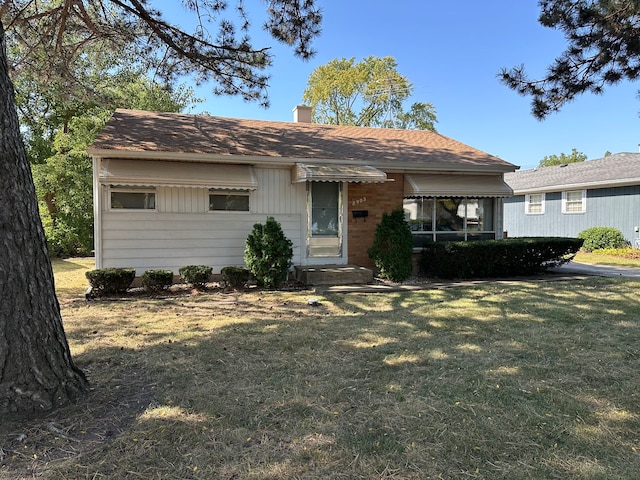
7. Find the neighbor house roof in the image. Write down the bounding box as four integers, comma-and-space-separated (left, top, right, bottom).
504, 152, 640, 194
87, 109, 516, 173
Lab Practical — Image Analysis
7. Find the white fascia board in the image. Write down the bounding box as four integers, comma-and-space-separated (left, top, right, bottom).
86, 148, 518, 174
513, 177, 640, 195
87, 149, 294, 167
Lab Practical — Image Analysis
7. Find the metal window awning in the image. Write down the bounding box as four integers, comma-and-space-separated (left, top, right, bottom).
99, 159, 258, 190
405, 174, 513, 197
292, 163, 387, 183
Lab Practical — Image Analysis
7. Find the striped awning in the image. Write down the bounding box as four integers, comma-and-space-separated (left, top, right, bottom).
405, 174, 513, 197
99, 159, 258, 189
291, 163, 387, 183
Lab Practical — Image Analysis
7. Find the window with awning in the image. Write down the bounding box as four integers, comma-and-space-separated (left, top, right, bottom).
404, 174, 512, 197
403, 174, 511, 247
99, 159, 258, 190
292, 163, 387, 183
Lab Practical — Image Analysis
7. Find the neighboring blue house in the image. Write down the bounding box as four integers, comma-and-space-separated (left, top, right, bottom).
503, 152, 640, 246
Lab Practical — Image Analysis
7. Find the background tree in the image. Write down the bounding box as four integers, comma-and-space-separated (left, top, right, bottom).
32, 79, 201, 257
0, 0, 321, 415
302, 56, 437, 130
539, 147, 588, 167
12, 29, 202, 257
500, 0, 640, 119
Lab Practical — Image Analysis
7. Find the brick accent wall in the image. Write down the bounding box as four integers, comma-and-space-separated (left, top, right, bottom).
347, 173, 405, 268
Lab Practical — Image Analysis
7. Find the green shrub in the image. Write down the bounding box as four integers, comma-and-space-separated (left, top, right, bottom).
578, 227, 626, 252
44, 221, 82, 258
221, 266, 251, 290
141, 269, 174, 291
85, 268, 135, 295
179, 265, 212, 288
244, 216, 293, 288
367, 208, 413, 282
419, 237, 584, 279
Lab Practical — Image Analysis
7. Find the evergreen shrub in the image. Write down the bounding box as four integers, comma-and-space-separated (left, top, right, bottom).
221, 266, 251, 289
141, 269, 174, 291
85, 267, 135, 295
244, 216, 293, 288
179, 265, 212, 288
367, 208, 413, 282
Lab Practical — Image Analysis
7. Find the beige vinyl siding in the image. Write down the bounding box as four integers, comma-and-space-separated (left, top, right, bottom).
101, 212, 302, 274
254, 167, 301, 214
99, 166, 307, 274
119, 168, 303, 215
157, 186, 208, 213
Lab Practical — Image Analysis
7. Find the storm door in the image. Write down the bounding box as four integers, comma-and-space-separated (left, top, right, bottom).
307, 182, 342, 257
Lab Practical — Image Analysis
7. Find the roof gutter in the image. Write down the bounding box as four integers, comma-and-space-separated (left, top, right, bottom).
512, 177, 640, 194
86, 148, 518, 174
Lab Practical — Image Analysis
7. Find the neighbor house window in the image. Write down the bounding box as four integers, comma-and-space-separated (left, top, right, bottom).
209, 190, 250, 212
525, 193, 545, 214
110, 187, 156, 210
403, 197, 496, 248
562, 190, 586, 213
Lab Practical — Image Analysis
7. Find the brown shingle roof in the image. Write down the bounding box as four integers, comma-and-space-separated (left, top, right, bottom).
504, 153, 640, 193
88, 109, 516, 172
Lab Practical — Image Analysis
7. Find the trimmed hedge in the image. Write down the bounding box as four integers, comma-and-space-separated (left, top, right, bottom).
179, 265, 212, 288
419, 237, 584, 279
221, 266, 251, 290
141, 269, 174, 292
86, 267, 135, 295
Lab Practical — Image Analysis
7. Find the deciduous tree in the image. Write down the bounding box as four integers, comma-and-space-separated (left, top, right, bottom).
303, 56, 437, 130
33, 80, 201, 257
0, 0, 321, 415
539, 147, 587, 167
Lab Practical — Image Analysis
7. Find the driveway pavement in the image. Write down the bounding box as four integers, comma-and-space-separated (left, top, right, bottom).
550, 261, 640, 279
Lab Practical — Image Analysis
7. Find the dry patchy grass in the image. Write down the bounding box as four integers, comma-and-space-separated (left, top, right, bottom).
1, 259, 640, 479
575, 249, 640, 268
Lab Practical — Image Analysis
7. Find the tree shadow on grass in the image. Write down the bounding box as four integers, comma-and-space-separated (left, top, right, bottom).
2, 277, 640, 479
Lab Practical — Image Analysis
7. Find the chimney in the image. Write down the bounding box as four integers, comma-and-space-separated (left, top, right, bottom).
293, 105, 312, 123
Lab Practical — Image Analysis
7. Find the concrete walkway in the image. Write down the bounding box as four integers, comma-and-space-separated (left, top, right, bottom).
550, 261, 640, 279
318, 261, 640, 293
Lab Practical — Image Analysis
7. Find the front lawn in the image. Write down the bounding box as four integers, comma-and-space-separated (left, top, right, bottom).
1, 259, 639, 479
575, 248, 640, 268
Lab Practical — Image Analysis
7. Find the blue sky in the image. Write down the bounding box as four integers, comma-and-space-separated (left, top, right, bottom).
160, 1, 640, 171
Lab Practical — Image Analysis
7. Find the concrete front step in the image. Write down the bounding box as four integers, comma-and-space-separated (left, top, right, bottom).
294, 264, 373, 286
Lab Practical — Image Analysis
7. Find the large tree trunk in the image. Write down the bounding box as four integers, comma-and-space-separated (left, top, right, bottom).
0, 20, 88, 414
